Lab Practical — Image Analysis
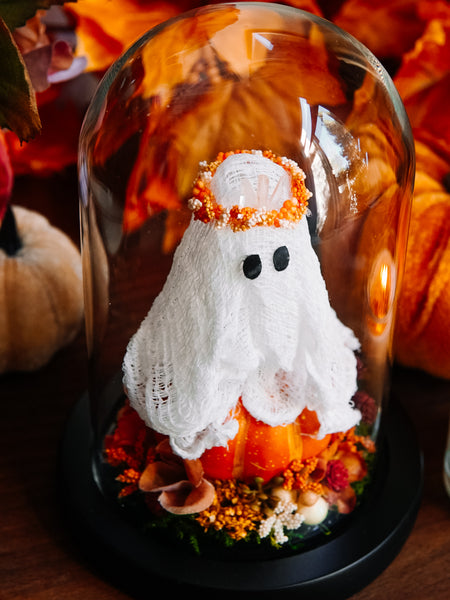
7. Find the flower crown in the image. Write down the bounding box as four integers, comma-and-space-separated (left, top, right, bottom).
188, 150, 311, 232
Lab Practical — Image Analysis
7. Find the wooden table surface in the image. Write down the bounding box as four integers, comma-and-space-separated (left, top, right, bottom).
1, 170, 449, 600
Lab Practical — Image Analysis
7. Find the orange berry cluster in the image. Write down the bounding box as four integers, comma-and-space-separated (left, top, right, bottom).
195, 478, 263, 540
282, 457, 324, 495
189, 149, 311, 232
116, 467, 142, 498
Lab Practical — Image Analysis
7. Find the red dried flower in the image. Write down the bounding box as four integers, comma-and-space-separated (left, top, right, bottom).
325, 459, 349, 492
352, 390, 378, 424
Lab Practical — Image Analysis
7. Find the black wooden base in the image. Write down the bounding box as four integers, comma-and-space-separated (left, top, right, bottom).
59, 394, 423, 600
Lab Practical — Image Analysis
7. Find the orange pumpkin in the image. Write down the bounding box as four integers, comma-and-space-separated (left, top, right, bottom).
200, 401, 331, 483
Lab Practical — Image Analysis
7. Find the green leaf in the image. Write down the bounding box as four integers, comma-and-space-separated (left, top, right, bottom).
0, 1, 75, 30
0, 16, 41, 141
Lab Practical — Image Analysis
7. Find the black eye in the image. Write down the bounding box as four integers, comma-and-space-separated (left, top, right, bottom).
273, 246, 290, 271
243, 254, 262, 279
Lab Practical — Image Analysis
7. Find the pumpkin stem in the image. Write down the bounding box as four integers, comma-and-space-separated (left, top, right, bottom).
0, 205, 22, 256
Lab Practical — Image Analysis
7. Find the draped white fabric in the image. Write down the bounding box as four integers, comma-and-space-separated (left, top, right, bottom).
123, 154, 361, 460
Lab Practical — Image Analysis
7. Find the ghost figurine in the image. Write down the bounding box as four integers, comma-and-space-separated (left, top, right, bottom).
123, 150, 361, 461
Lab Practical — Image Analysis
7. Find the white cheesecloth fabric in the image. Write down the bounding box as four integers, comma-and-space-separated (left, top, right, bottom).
123, 153, 361, 460
210, 151, 292, 210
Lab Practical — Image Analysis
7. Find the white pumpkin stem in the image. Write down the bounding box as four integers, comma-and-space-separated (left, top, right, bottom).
0, 204, 22, 256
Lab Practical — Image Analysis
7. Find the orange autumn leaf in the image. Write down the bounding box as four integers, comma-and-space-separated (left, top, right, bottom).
394, 12, 450, 161
318, 68, 414, 330
412, 139, 450, 194
67, 0, 323, 72
281, 0, 322, 12
65, 0, 189, 72
123, 168, 182, 232
89, 3, 241, 163
333, 0, 429, 62
395, 16, 450, 98
391, 5, 450, 377
403, 76, 450, 163
90, 5, 346, 235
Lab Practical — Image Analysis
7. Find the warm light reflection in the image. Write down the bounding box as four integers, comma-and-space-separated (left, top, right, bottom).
368, 251, 395, 335
371, 262, 391, 318
379, 263, 389, 307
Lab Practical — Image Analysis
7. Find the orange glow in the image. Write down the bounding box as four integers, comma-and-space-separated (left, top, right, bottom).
370, 264, 391, 319
376, 263, 391, 317
368, 251, 395, 335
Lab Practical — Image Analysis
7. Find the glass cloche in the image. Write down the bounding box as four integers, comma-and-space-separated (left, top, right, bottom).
77, 0, 415, 575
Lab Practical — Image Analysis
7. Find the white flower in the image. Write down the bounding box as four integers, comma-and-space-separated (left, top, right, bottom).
258, 499, 305, 545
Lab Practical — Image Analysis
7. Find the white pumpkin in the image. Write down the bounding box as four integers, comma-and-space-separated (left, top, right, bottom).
0, 205, 83, 373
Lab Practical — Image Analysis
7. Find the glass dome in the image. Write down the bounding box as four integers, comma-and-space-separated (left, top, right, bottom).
79, 2, 414, 557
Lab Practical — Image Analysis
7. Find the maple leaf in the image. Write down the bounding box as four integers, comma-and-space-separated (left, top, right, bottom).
90, 4, 344, 235
333, 0, 428, 65
392, 5, 450, 376
66, 0, 323, 72
394, 13, 450, 161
